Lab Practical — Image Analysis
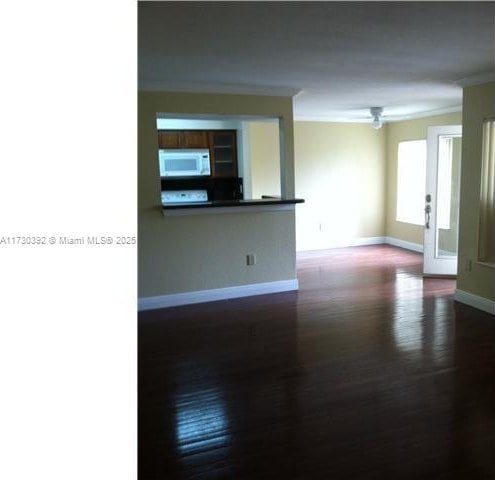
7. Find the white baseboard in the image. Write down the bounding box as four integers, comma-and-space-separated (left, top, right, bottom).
297, 236, 425, 253
454, 289, 495, 315
138, 278, 299, 311
343, 236, 386, 247
385, 236, 423, 253
297, 236, 385, 252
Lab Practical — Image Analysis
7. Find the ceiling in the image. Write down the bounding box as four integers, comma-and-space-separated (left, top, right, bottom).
138, 1, 495, 122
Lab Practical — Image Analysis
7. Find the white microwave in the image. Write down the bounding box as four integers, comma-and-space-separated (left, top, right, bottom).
159, 149, 211, 177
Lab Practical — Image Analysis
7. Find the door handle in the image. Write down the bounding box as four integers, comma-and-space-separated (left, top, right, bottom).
425, 204, 431, 229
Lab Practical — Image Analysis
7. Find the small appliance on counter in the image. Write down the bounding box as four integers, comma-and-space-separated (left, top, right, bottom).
209, 177, 243, 201
161, 190, 208, 204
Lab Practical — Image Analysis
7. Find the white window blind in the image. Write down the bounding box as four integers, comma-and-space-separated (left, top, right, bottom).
479, 119, 495, 263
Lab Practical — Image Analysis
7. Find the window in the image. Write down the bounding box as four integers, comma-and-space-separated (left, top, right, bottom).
396, 140, 427, 225
478, 119, 495, 264
437, 136, 454, 229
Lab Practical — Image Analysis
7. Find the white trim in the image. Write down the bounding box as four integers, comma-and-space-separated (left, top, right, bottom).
454, 289, 495, 315
294, 106, 462, 124
138, 279, 299, 311
296, 236, 385, 252
454, 70, 495, 87
438, 249, 456, 257
423, 125, 462, 276
389, 106, 462, 122
342, 236, 385, 247
240, 121, 252, 199
162, 203, 295, 216
385, 236, 423, 253
139, 81, 302, 97
296, 236, 427, 253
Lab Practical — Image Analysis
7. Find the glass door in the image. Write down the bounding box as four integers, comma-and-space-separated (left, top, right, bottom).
423, 125, 462, 276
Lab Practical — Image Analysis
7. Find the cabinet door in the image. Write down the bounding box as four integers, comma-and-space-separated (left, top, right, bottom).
208, 130, 238, 177
158, 131, 181, 148
182, 131, 208, 148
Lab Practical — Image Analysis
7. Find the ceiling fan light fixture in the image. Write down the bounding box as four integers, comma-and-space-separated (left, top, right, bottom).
370, 107, 383, 129
372, 116, 382, 129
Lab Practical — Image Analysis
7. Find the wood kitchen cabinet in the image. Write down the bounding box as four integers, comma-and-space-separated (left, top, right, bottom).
208, 130, 238, 177
157, 129, 238, 178
158, 131, 180, 148
158, 130, 208, 149
183, 131, 208, 148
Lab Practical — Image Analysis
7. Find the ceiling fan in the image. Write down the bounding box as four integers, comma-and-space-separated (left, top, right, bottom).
366, 107, 411, 128
331, 106, 404, 128
342, 107, 405, 128
370, 107, 384, 129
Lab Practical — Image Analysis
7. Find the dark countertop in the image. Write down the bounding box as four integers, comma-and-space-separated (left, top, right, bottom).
162, 198, 304, 210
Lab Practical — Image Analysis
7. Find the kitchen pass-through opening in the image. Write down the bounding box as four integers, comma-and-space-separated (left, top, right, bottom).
156, 114, 282, 204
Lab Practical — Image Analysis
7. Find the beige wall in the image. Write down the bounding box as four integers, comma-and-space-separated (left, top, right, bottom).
457, 81, 495, 301
386, 112, 463, 245
138, 91, 296, 298
248, 121, 281, 199
139, 88, 494, 302
294, 122, 386, 251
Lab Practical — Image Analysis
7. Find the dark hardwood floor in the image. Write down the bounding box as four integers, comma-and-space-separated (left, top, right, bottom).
138, 245, 495, 479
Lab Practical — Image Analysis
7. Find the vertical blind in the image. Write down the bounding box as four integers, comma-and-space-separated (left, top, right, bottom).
479, 119, 495, 263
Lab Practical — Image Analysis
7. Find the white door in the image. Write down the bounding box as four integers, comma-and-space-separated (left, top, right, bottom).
423, 125, 462, 276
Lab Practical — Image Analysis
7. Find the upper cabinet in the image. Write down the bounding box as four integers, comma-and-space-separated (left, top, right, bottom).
158, 129, 238, 178
208, 130, 238, 177
183, 131, 208, 148
158, 130, 208, 149
158, 131, 180, 148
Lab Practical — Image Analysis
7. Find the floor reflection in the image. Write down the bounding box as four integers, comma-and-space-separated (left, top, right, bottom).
431, 298, 451, 366
393, 270, 425, 355
392, 270, 454, 366
175, 387, 230, 454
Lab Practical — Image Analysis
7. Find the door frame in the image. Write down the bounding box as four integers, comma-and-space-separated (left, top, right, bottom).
423, 124, 462, 276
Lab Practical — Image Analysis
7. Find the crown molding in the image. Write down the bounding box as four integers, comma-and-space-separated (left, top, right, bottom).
387, 105, 462, 122
294, 115, 372, 123
454, 70, 495, 87
138, 80, 301, 98
294, 105, 462, 123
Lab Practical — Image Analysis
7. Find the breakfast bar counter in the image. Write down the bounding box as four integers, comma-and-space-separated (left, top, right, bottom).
162, 198, 304, 216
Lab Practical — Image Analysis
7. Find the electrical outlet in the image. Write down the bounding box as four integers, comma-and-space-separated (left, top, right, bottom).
246, 253, 257, 266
